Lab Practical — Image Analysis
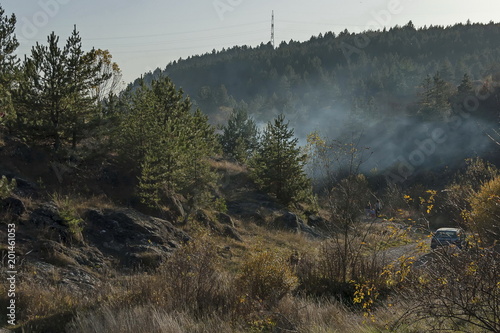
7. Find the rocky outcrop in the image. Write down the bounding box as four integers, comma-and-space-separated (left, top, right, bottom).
30, 203, 71, 243
83, 208, 190, 270
222, 225, 243, 242
274, 212, 323, 238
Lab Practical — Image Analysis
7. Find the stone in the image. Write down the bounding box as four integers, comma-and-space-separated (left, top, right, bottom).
1, 197, 25, 216
222, 225, 243, 242
217, 212, 235, 227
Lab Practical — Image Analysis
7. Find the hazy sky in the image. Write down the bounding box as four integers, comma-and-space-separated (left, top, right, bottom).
2, 0, 500, 84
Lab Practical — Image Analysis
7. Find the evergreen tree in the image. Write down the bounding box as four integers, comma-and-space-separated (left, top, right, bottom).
119, 76, 219, 208
0, 5, 18, 126
451, 73, 476, 115
219, 108, 259, 162
14, 28, 112, 151
250, 114, 310, 205
417, 71, 453, 119
0, 6, 19, 87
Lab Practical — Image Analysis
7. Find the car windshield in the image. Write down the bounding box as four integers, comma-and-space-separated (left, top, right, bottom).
435, 231, 457, 238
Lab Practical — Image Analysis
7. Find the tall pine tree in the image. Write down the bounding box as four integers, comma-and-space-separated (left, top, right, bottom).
0, 5, 18, 126
14, 27, 111, 151
118, 76, 219, 208
250, 114, 310, 205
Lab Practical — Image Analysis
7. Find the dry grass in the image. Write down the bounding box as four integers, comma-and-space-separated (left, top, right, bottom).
67, 305, 238, 333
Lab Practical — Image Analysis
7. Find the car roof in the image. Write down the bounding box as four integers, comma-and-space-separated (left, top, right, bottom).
435, 227, 462, 232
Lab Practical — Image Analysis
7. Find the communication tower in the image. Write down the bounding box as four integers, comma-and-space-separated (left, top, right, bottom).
271, 10, 275, 48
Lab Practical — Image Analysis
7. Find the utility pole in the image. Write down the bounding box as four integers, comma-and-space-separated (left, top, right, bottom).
271, 10, 275, 48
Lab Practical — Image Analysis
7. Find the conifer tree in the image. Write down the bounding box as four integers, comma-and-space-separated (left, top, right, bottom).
219, 108, 259, 162
0, 6, 19, 87
417, 71, 453, 119
14, 27, 111, 151
0, 5, 18, 126
250, 114, 309, 205
119, 76, 219, 208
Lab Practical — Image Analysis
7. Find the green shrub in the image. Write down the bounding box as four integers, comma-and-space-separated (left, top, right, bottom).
51, 193, 84, 239
0, 175, 16, 199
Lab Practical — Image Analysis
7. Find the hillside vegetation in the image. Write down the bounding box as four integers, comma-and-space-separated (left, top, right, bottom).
0, 5, 500, 333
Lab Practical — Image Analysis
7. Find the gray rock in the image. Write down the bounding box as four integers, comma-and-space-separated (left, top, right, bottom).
217, 212, 235, 227
30, 203, 64, 226
275, 212, 323, 239
274, 212, 303, 230
82, 208, 190, 270
223, 225, 243, 242
308, 215, 327, 228
166, 195, 185, 218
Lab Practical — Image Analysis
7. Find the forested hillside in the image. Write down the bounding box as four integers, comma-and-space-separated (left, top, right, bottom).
136, 21, 500, 180
1, 4, 500, 331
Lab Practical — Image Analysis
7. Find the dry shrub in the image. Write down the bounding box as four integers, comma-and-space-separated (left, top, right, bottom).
468, 175, 500, 243
271, 296, 407, 333
395, 248, 500, 333
296, 239, 386, 303
159, 236, 237, 315
238, 249, 298, 308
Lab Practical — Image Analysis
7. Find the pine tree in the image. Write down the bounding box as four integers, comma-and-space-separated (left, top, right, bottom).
417, 71, 453, 119
119, 76, 219, 208
14, 28, 112, 151
0, 6, 19, 87
65, 26, 112, 148
219, 108, 259, 162
451, 73, 475, 115
0, 6, 18, 126
250, 114, 310, 205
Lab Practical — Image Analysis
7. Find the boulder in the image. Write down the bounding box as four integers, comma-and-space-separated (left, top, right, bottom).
307, 214, 328, 228
30, 203, 65, 227
274, 212, 323, 239
166, 195, 185, 218
12, 176, 39, 199
195, 210, 221, 232
274, 212, 302, 230
222, 225, 243, 242
1, 197, 26, 216
217, 212, 235, 227
29, 203, 70, 243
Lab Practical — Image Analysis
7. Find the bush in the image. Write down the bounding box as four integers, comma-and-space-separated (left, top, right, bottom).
396, 248, 500, 332
238, 250, 298, 308
468, 175, 500, 243
51, 193, 84, 242
160, 237, 236, 315
0, 175, 16, 199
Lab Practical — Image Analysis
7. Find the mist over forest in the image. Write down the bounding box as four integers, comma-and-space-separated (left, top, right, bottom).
3, 4, 500, 331
135, 21, 500, 183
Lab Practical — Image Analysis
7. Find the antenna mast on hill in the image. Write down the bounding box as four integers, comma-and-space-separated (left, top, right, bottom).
271, 10, 275, 48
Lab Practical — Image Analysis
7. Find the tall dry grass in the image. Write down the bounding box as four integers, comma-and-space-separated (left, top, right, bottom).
67, 306, 236, 333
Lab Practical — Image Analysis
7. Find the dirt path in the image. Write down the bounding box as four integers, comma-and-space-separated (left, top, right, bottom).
382, 241, 429, 264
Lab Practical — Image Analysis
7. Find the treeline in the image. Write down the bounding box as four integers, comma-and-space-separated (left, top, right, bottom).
136, 21, 500, 127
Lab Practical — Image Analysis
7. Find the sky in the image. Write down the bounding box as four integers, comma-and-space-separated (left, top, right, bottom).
2, 0, 500, 84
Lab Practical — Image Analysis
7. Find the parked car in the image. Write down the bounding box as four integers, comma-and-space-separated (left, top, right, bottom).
431, 227, 467, 249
